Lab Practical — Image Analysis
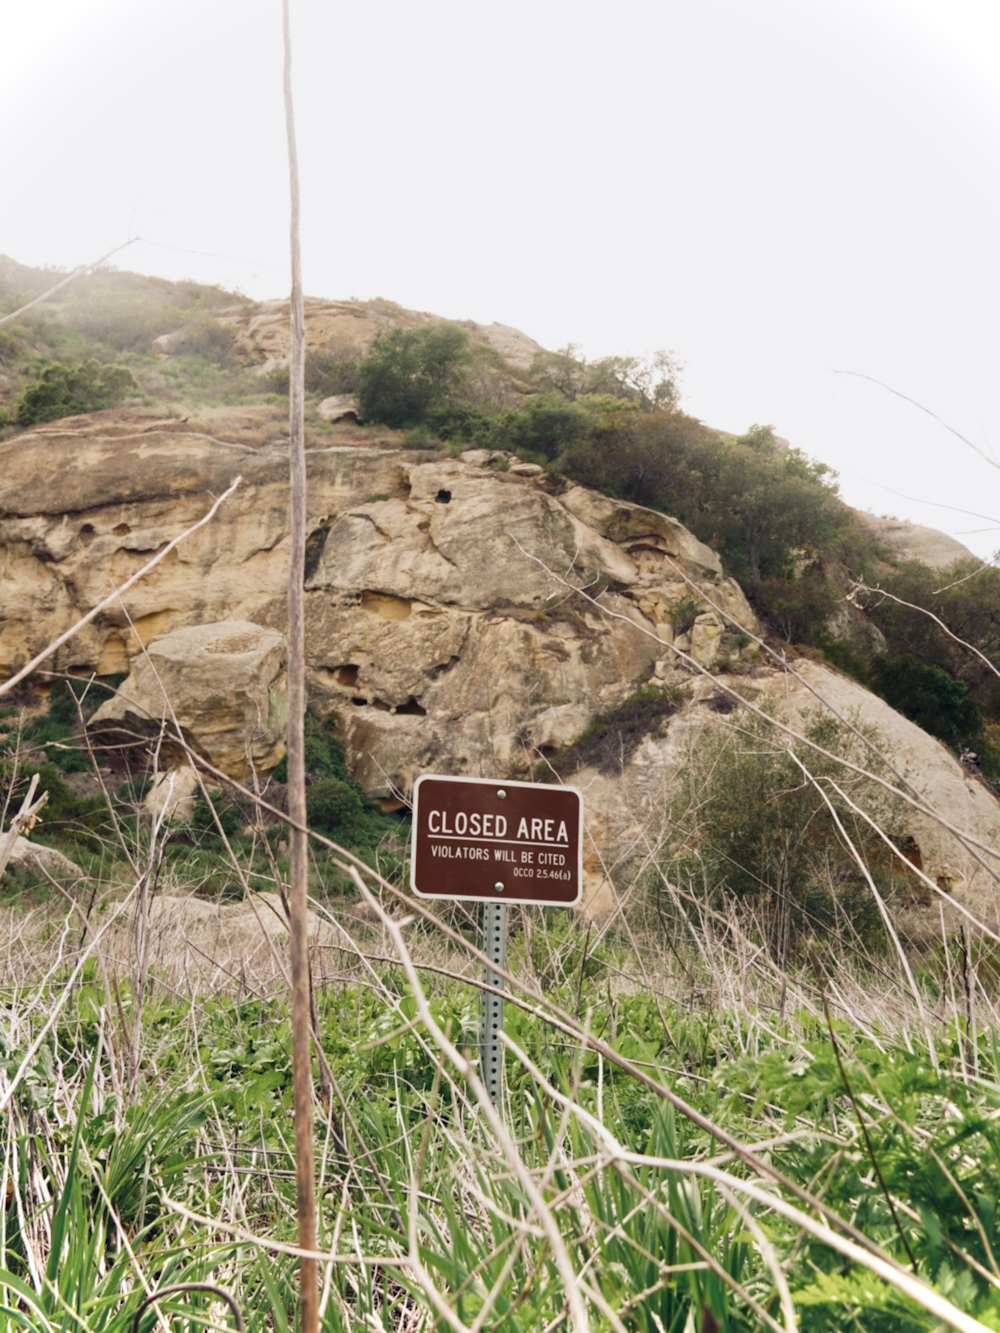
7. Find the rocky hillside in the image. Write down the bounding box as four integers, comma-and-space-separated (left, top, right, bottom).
2, 259, 1000, 940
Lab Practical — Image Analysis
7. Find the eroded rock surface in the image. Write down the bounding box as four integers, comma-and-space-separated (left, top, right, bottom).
89, 620, 288, 781
557, 660, 1000, 933
772, 661, 1000, 923
857, 513, 976, 569
11, 417, 998, 936
166, 297, 544, 380
0, 423, 755, 803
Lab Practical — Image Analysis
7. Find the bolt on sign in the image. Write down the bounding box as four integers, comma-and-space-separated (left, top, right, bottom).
410, 774, 583, 906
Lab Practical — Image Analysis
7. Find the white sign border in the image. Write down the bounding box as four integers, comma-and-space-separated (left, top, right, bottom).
410, 773, 584, 907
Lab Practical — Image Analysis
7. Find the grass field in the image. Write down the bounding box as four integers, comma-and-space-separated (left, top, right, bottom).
2, 840, 1000, 1333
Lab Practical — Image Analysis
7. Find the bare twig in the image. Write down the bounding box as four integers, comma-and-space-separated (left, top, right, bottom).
0, 773, 49, 880
831, 371, 1000, 472
281, 4, 318, 1331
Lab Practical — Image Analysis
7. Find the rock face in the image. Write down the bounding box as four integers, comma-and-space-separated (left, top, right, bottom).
89, 620, 288, 781
771, 661, 1000, 922
0, 422, 754, 803
6, 415, 1000, 935
293, 457, 756, 799
558, 659, 1000, 933
857, 513, 977, 569
5, 836, 83, 882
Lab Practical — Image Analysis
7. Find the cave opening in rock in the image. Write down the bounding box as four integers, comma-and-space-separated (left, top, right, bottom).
394, 698, 427, 716
335, 664, 359, 687
435, 489, 452, 504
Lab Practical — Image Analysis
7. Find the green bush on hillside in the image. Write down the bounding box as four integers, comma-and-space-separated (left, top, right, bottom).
850, 560, 1000, 767
499, 392, 595, 461
871, 653, 982, 746
356, 324, 470, 427
16, 359, 138, 425
307, 775, 366, 835
273, 713, 403, 858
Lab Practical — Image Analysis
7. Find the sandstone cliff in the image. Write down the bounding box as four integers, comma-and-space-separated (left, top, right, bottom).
0, 416, 754, 803
3, 411, 999, 934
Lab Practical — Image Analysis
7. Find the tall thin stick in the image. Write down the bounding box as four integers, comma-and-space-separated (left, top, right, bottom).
281, 3, 318, 1330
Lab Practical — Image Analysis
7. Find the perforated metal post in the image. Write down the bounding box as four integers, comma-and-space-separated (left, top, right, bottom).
479, 902, 507, 1104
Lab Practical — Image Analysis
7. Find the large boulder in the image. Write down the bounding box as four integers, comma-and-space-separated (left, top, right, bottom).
89, 620, 288, 781
769, 660, 1000, 923
555, 659, 1000, 933
4, 837, 83, 882
290, 457, 757, 800
856, 513, 976, 569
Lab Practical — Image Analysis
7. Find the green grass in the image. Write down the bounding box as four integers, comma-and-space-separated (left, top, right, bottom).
3, 957, 1000, 1331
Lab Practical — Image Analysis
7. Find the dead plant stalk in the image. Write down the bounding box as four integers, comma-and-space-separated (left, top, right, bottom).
281, 4, 319, 1332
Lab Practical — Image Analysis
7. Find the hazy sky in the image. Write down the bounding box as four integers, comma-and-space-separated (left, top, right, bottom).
2, 0, 999, 556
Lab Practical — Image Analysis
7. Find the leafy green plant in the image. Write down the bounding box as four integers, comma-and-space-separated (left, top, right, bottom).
498, 392, 594, 461
871, 653, 983, 747
169, 314, 238, 365
16, 358, 138, 425
355, 323, 470, 427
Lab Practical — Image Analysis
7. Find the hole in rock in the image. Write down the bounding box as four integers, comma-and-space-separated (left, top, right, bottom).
435, 489, 452, 504
78, 524, 96, 547
361, 592, 411, 621
304, 522, 331, 582
335, 664, 360, 687
394, 698, 427, 716
113, 523, 131, 537
351, 696, 368, 706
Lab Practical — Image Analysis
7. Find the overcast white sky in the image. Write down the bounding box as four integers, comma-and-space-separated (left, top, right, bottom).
2, 0, 999, 556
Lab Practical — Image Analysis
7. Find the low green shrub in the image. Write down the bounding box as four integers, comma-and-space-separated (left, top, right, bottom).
273, 714, 405, 860
16, 359, 138, 425
871, 653, 982, 747
355, 323, 470, 427
169, 315, 237, 366
661, 708, 908, 955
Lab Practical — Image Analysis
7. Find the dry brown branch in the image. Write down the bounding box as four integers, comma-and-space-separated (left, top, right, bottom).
0, 773, 49, 880
281, 4, 318, 1330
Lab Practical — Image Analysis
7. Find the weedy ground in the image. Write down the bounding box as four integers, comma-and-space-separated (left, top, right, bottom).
3, 866, 1000, 1333
4, 688, 1000, 1330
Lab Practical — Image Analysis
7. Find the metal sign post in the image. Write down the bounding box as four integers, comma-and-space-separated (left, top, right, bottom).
479, 902, 507, 1105
410, 775, 584, 1105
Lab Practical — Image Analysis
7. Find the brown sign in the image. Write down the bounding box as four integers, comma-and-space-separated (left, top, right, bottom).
410, 775, 583, 906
